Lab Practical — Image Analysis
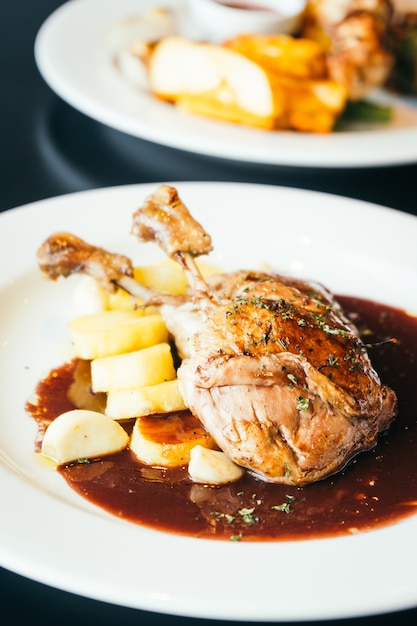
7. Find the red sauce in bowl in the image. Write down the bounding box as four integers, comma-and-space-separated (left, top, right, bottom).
26, 296, 417, 541
216, 2, 274, 10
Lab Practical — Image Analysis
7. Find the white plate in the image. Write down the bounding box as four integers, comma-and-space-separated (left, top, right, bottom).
34, 0, 417, 169
1, 182, 417, 621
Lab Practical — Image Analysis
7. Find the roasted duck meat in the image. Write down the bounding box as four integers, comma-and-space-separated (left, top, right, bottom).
389, 8, 417, 94
301, 0, 394, 99
37, 186, 397, 486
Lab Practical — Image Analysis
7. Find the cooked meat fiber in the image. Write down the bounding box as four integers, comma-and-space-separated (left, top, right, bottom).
175, 270, 396, 485
37, 185, 397, 486
132, 186, 397, 486
302, 0, 394, 99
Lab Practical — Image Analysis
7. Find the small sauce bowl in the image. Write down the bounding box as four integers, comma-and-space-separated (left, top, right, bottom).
187, 0, 307, 43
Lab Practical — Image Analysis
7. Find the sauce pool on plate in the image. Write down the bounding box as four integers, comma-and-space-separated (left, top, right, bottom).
26, 296, 417, 541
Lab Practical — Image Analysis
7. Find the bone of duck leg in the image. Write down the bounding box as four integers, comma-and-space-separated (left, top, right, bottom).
36, 231, 161, 302
37, 232, 133, 289
131, 185, 213, 299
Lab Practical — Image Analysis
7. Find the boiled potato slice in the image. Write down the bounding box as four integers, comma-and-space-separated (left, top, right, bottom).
41, 409, 129, 464
105, 379, 187, 419
130, 411, 216, 467
91, 342, 176, 393
67, 310, 168, 359
188, 445, 244, 485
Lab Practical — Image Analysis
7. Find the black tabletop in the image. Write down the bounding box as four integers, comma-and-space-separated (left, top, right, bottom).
1, 1, 417, 624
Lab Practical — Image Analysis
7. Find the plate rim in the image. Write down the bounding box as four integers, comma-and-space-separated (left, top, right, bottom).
1, 181, 417, 621
33, 0, 417, 169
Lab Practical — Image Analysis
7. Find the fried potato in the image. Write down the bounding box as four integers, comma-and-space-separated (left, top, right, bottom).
67, 310, 168, 359
224, 33, 328, 80
133, 260, 188, 295
149, 36, 283, 129
130, 411, 216, 467
225, 33, 347, 132
272, 75, 347, 133
91, 342, 176, 393
105, 379, 187, 419
133, 259, 222, 296
148, 33, 347, 133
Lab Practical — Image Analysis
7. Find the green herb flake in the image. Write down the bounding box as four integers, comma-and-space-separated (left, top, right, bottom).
328, 353, 338, 366
287, 373, 297, 386
296, 396, 309, 411
272, 495, 296, 514
238, 507, 257, 524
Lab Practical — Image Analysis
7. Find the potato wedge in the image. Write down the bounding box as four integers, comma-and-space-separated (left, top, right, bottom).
105, 379, 187, 419
41, 409, 129, 464
224, 33, 328, 80
67, 310, 168, 359
91, 342, 176, 393
149, 36, 281, 129
130, 411, 216, 467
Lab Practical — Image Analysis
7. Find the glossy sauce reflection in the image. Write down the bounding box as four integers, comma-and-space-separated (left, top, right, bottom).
27, 296, 417, 541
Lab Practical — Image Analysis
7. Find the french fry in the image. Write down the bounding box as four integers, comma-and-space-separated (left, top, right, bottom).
224, 33, 328, 80
225, 33, 347, 133
272, 75, 347, 133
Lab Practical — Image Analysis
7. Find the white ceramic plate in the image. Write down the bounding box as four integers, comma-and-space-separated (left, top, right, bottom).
34, 0, 417, 168
1, 181, 417, 621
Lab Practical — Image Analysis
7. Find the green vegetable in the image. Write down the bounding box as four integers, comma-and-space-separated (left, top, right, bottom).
336, 100, 392, 127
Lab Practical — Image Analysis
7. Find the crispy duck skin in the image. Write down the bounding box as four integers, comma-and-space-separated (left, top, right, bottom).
36, 186, 397, 486
37, 232, 134, 293
389, 10, 417, 94
37, 230, 184, 306
302, 0, 394, 99
176, 270, 396, 484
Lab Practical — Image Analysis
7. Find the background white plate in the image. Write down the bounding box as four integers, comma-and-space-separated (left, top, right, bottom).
34, 0, 417, 168
1, 182, 417, 621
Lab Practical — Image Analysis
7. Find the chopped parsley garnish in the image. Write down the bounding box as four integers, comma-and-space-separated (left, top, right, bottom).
272, 495, 296, 514
296, 396, 310, 411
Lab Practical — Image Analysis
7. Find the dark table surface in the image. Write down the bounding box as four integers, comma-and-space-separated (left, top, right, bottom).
1, 1, 417, 624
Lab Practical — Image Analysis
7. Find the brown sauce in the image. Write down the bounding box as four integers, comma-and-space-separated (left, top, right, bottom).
26, 296, 417, 541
